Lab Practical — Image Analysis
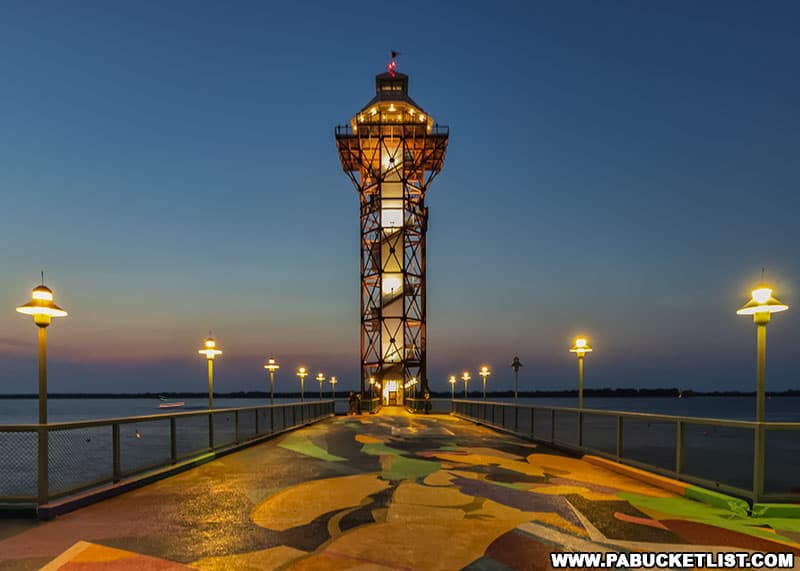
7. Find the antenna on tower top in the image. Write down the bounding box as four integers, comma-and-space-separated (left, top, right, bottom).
387, 50, 400, 76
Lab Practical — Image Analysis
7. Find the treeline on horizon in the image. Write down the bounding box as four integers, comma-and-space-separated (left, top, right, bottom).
1, 388, 799, 399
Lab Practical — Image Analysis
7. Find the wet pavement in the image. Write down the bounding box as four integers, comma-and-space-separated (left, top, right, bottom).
0, 408, 798, 570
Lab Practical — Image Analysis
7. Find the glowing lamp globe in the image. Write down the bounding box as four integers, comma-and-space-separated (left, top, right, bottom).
449, 376, 456, 385
737, 287, 788, 324
569, 338, 593, 357
264, 358, 280, 372
16, 285, 68, 327
198, 337, 222, 359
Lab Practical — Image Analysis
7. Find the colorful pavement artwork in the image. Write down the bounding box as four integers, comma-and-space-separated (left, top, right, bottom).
0, 408, 798, 570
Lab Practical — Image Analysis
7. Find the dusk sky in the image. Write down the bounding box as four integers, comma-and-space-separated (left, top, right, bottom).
1, 1, 798, 394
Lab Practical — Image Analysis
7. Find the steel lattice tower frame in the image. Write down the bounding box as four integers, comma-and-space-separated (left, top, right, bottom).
335, 69, 448, 400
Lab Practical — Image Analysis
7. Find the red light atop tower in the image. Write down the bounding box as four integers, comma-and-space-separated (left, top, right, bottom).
386, 58, 397, 77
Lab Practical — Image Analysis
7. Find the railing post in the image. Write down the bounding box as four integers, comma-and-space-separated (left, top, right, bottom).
675, 420, 684, 474
112, 423, 121, 483
550, 409, 555, 443
530, 407, 535, 437
170, 417, 177, 464
578, 411, 583, 447
255, 408, 259, 435
37, 427, 48, 507
753, 423, 765, 502
514, 406, 519, 433
209, 412, 214, 451
235, 411, 240, 444
616, 416, 623, 460
283, 405, 286, 429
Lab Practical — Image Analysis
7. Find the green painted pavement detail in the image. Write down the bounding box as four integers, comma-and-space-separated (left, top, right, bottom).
279, 432, 347, 462
619, 493, 800, 544
382, 455, 440, 481
360, 441, 440, 480
685, 485, 749, 516
752, 503, 800, 519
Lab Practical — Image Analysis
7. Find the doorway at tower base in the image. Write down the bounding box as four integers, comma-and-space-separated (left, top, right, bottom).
381, 379, 404, 406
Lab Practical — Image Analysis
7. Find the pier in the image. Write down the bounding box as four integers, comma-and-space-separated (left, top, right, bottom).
1, 407, 798, 569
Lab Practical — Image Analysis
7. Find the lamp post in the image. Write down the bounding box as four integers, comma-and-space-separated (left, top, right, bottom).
264, 357, 279, 405
369, 377, 376, 400
569, 338, 592, 410
479, 366, 491, 400
297, 367, 308, 402
449, 375, 456, 400
737, 286, 789, 423
330, 376, 337, 399
316, 373, 326, 400
511, 356, 523, 403
16, 280, 68, 425
198, 337, 222, 410
198, 337, 221, 449
737, 283, 789, 501
17, 277, 67, 506
462, 372, 471, 398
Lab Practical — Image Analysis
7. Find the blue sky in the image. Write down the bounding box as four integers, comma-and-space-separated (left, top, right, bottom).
0, 1, 798, 394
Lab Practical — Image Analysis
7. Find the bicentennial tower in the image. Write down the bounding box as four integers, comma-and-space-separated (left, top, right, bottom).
335, 59, 448, 403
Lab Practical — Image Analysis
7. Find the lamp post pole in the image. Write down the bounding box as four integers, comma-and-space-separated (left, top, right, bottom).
297, 368, 308, 402
569, 338, 592, 448
316, 373, 326, 400
737, 284, 789, 502
265, 358, 279, 405
479, 366, 490, 400
198, 337, 222, 448
207, 358, 214, 410
17, 279, 68, 506
38, 327, 47, 424
569, 338, 592, 411
511, 356, 522, 404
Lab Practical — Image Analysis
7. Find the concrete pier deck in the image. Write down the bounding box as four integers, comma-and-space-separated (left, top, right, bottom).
0, 408, 798, 570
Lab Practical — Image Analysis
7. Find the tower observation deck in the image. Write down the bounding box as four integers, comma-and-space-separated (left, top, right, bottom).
335, 67, 448, 403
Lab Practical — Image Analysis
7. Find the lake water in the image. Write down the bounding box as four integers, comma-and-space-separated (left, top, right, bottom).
0, 395, 797, 424
0, 397, 344, 424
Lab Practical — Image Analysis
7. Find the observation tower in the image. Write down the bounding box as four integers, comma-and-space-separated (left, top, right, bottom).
335, 58, 448, 404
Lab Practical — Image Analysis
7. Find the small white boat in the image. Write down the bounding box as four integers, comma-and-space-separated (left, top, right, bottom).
157, 395, 185, 409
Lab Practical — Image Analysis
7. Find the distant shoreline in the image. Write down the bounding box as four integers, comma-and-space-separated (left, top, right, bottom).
0, 389, 798, 399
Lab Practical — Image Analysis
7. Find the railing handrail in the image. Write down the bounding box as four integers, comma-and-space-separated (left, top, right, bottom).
449, 399, 800, 429
0, 400, 335, 431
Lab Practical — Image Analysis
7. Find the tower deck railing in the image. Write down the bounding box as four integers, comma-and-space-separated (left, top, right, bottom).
335, 124, 450, 137
0, 401, 334, 510
449, 399, 800, 504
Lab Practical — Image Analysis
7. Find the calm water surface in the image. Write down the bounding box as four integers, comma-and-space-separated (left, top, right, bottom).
0, 396, 797, 423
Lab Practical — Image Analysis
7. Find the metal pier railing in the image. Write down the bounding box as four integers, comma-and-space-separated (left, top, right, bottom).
0, 400, 334, 508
